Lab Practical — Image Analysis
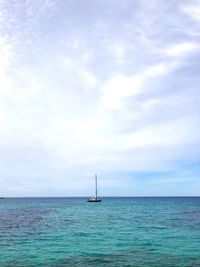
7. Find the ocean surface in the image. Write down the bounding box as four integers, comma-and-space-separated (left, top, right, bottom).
0, 197, 200, 267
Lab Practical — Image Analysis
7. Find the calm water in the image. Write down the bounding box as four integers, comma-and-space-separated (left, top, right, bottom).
0, 197, 200, 266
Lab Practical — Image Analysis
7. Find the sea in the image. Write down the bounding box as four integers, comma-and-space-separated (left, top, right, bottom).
0, 197, 200, 267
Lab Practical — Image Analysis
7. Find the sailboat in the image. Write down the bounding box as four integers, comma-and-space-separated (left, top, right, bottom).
88, 174, 101, 202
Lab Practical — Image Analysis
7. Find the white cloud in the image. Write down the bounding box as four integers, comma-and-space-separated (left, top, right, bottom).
63, 57, 97, 91
101, 74, 143, 110
163, 42, 199, 57
0, 37, 14, 91
145, 62, 174, 76
80, 70, 97, 89
149, 176, 195, 185
119, 117, 199, 149
100, 61, 178, 111
111, 43, 125, 64
181, 0, 200, 23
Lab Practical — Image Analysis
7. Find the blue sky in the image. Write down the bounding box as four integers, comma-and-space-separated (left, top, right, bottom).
0, 0, 200, 196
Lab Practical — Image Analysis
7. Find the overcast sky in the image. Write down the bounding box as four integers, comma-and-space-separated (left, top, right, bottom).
0, 0, 200, 196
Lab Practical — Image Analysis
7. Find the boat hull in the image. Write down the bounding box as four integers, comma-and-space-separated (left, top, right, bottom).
88, 199, 101, 202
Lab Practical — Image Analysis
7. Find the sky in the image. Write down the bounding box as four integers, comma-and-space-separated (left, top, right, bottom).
0, 0, 200, 197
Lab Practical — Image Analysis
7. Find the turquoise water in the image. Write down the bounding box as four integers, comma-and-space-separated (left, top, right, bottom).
0, 197, 200, 266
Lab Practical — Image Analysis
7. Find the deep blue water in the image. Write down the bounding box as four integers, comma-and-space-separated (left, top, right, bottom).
0, 197, 200, 266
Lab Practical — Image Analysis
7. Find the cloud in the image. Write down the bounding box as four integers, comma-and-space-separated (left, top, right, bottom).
101, 74, 143, 110
163, 42, 199, 57
63, 57, 97, 91
100, 61, 179, 111
181, 0, 200, 23
0, 36, 14, 89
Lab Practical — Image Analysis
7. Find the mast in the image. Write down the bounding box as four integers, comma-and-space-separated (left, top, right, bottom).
88, 174, 101, 202
95, 174, 97, 199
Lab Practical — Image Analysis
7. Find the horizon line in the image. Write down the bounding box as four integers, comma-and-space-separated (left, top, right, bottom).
1, 195, 200, 198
